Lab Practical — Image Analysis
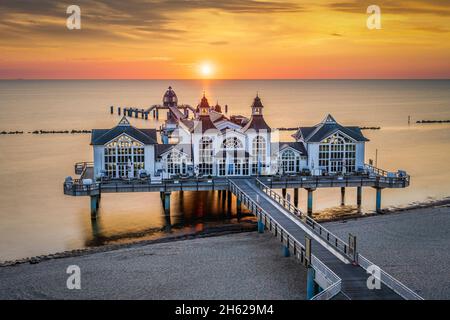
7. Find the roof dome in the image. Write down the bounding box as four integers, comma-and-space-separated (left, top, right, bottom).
251, 95, 264, 110
214, 101, 222, 113
163, 86, 178, 107
199, 93, 210, 109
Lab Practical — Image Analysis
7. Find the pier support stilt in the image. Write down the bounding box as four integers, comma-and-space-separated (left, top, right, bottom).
221, 190, 226, 209
227, 190, 232, 214
282, 188, 287, 199
306, 267, 316, 300
283, 245, 290, 257
375, 187, 383, 213
306, 188, 314, 216
357, 186, 362, 207
257, 218, 264, 233
164, 192, 171, 216
236, 198, 242, 215
340, 187, 346, 206
294, 188, 299, 207
90, 195, 100, 220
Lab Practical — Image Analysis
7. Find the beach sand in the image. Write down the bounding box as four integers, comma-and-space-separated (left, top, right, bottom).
325, 205, 450, 300
0, 232, 307, 300
0, 205, 448, 300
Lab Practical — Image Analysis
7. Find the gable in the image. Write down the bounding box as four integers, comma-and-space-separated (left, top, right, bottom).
91, 125, 157, 145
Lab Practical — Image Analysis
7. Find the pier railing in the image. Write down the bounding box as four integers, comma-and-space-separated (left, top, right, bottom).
228, 179, 342, 300
255, 178, 356, 262
364, 163, 410, 186
254, 178, 423, 301
357, 254, 424, 300
74, 162, 93, 175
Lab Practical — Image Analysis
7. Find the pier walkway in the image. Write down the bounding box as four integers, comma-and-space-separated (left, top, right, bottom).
228, 178, 422, 300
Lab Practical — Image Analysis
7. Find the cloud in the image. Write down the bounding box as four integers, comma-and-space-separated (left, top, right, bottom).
0, 0, 304, 43
209, 41, 229, 45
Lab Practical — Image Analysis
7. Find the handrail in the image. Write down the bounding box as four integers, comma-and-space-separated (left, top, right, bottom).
364, 163, 410, 180
358, 254, 424, 300
74, 161, 93, 175
228, 179, 342, 300
253, 178, 422, 301
255, 178, 356, 262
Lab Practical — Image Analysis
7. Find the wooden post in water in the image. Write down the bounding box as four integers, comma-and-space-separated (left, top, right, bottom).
164, 192, 171, 216
90, 195, 100, 220
294, 188, 299, 207
375, 187, 383, 213
227, 190, 232, 214
282, 188, 287, 199
340, 187, 346, 206
356, 186, 362, 208
110, 106, 114, 114
306, 188, 315, 216
118, 107, 121, 116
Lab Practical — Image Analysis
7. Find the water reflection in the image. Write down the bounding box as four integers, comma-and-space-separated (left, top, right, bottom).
85, 191, 255, 248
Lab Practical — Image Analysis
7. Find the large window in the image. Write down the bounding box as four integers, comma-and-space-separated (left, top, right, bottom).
280, 150, 299, 173
251, 136, 266, 174
104, 135, 144, 178
166, 151, 186, 176
199, 137, 213, 175
318, 133, 356, 173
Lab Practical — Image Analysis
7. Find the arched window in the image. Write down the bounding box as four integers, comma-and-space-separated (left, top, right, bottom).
319, 132, 356, 173
221, 137, 243, 149
252, 136, 266, 174
199, 137, 213, 175
281, 150, 297, 173
104, 135, 144, 178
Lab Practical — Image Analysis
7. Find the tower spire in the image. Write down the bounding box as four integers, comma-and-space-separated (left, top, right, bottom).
251, 94, 264, 115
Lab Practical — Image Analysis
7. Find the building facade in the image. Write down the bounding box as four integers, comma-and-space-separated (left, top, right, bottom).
90, 87, 368, 180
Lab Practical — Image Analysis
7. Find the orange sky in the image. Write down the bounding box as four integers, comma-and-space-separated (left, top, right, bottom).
0, 0, 449, 79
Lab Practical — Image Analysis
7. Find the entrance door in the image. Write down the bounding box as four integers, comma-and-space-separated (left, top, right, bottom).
226, 158, 242, 176
330, 160, 343, 173
117, 163, 128, 178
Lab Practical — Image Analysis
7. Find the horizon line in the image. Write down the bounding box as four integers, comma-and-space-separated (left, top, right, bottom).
1, 78, 449, 81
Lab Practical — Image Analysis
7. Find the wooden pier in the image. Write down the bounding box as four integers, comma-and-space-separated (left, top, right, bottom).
110, 104, 196, 120
63, 163, 421, 300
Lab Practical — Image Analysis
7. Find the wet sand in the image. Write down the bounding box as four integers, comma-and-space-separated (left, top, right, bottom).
0, 232, 307, 300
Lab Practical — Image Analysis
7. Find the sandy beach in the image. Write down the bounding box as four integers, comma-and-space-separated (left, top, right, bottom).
0, 232, 307, 300
325, 205, 450, 300
0, 205, 448, 300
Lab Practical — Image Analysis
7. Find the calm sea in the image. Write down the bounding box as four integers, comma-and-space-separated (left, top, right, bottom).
1, 80, 450, 261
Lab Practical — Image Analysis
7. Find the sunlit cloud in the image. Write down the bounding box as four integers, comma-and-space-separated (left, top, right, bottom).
0, 0, 449, 79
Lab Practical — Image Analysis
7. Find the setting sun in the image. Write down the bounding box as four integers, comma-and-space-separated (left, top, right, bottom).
199, 62, 214, 78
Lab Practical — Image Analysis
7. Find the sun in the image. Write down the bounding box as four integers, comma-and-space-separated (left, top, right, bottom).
199, 62, 214, 78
